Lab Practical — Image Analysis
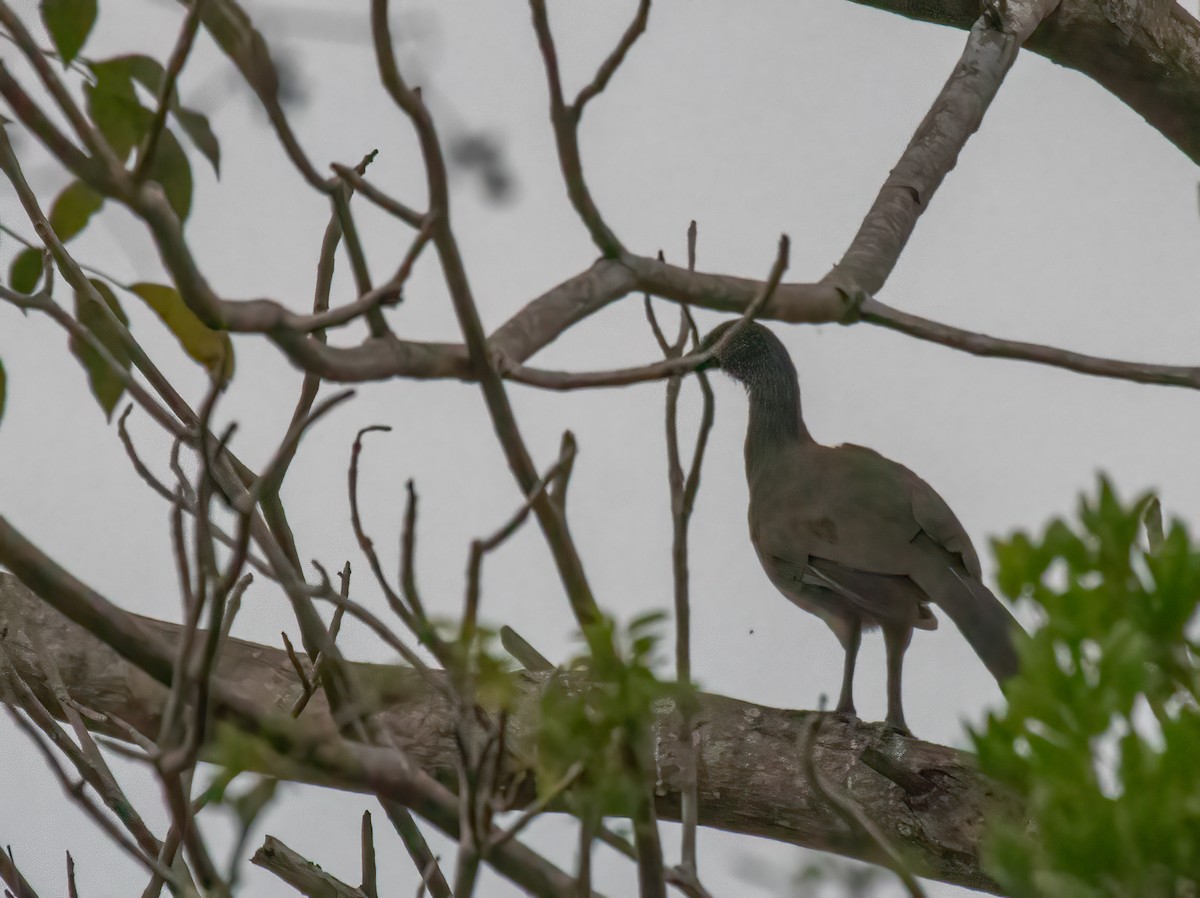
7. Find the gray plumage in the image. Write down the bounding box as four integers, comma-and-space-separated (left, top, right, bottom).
702, 320, 1022, 732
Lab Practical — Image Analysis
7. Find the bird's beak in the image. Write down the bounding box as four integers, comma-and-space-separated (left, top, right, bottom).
695, 354, 718, 372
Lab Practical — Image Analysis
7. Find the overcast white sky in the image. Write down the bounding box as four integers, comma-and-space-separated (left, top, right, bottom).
3, 0, 1200, 895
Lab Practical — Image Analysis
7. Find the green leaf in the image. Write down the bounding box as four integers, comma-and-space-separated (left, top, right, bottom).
48, 180, 104, 242
230, 776, 278, 827
977, 476, 1200, 895
173, 106, 221, 175
85, 59, 153, 161
144, 127, 193, 221
68, 279, 130, 419
129, 282, 233, 381
0, 357, 6, 427
9, 248, 42, 293
122, 55, 220, 175
40, 0, 97, 66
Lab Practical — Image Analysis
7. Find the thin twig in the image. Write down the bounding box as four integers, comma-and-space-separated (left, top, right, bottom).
132, 0, 206, 182
490, 762, 583, 849
331, 163, 425, 228
347, 426, 451, 667
3, 708, 178, 885
528, 0, 624, 256
461, 436, 578, 649
574, 0, 651, 114
800, 712, 927, 898
651, 222, 713, 892
0, 844, 42, 898
282, 632, 313, 695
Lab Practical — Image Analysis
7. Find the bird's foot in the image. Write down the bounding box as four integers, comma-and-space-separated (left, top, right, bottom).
833, 701, 858, 721
880, 718, 912, 738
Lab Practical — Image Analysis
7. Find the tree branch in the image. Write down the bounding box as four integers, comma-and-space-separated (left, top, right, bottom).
824, 2, 1059, 295
0, 571, 1013, 894
848, 0, 1200, 166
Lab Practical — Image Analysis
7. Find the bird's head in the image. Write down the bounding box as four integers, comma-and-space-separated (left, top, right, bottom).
697, 320, 790, 387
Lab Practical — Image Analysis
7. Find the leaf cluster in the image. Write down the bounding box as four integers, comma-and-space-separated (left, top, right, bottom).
538, 612, 684, 819
2, 6, 230, 424
974, 477, 1200, 896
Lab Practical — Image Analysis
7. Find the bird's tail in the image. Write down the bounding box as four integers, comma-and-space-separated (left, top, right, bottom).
935, 570, 1023, 683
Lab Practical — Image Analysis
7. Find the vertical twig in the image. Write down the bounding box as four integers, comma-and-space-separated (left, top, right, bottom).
646, 222, 714, 895
360, 811, 378, 898
132, 0, 206, 182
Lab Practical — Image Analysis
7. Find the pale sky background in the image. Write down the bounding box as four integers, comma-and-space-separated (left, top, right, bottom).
2, 0, 1200, 896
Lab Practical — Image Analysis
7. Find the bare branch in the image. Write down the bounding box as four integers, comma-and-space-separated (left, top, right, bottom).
380, 805, 452, 898
574, 0, 651, 114
282, 632, 314, 697
825, 4, 1059, 295
847, 0, 1200, 165
462, 436, 578, 648
185, 0, 332, 193
489, 762, 583, 850
252, 834, 369, 898
360, 811, 378, 898
132, 0, 207, 182
861, 295, 1200, 388
330, 163, 425, 228
528, 0, 624, 256
0, 845, 42, 898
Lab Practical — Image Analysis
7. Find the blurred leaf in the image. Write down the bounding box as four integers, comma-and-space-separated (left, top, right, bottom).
144, 127, 193, 221
9, 248, 42, 293
68, 279, 130, 418
172, 107, 221, 175
230, 776, 278, 827
975, 477, 1200, 896
48, 180, 104, 242
85, 58, 153, 161
40, 0, 97, 66
539, 613, 683, 819
129, 282, 232, 380
0, 357, 6, 426
448, 132, 515, 203
1143, 497, 1164, 552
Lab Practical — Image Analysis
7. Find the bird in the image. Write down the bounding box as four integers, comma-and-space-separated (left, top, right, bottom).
699, 319, 1023, 733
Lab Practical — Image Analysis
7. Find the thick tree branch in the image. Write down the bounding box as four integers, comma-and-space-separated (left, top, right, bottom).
825, 2, 1059, 295
849, 0, 1200, 166
0, 572, 1014, 894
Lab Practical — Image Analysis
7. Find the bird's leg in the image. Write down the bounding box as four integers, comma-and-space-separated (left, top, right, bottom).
882, 624, 913, 734
834, 617, 862, 716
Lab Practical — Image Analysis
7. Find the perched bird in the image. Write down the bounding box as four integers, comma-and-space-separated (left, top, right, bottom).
700, 320, 1022, 733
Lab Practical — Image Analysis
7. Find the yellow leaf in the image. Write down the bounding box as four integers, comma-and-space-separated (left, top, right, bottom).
129, 282, 234, 382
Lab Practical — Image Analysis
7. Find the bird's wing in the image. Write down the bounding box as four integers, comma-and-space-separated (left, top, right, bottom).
840, 444, 983, 578
766, 554, 938, 630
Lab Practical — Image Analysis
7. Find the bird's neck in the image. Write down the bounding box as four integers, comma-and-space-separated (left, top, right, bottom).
744, 372, 813, 473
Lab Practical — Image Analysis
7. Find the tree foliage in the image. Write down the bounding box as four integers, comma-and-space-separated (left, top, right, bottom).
977, 479, 1200, 896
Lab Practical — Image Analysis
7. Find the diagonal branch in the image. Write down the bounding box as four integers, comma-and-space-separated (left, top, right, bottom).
528, 0, 625, 256
824, 2, 1059, 295
133, 0, 207, 183
848, 0, 1200, 166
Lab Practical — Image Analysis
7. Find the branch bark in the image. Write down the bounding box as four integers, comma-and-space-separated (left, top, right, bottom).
847, 0, 1200, 166
0, 572, 1014, 894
